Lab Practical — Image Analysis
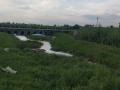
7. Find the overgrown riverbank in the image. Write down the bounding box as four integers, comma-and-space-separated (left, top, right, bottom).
0, 32, 120, 90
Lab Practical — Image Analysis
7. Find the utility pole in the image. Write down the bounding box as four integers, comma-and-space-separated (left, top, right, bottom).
119, 23, 120, 28
96, 16, 99, 27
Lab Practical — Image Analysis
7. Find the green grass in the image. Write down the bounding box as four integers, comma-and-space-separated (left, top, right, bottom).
28, 35, 53, 41
0, 32, 120, 90
78, 27, 120, 47
0, 33, 19, 48
0, 32, 41, 50
17, 40, 41, 50
0, 50, 120, 90
52, 33, 120, 70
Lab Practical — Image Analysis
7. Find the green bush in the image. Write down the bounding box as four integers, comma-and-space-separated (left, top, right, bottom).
17, 41, 41, 49
78, 27, 120, 47
0, 32, 120, 90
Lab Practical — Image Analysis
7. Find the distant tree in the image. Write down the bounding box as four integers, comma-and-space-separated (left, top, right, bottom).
63, 24, 70, 30
73, 24, 80, 29
110, 25, 114, 28
53, 25, 57, 29
84, 24, 94, 28
119, 23, 120, 28
0, 22, 81, 30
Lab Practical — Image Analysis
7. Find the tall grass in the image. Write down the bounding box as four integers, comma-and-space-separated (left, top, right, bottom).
0, 32, 41, 50
0, 49, 120, 90
78, 27, 120, 47
52, 33, 120, 70
0, 32, 120, 90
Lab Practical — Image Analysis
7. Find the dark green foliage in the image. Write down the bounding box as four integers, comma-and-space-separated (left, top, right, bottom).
52, 33, 120, 69
78, 27, 120, 47
0, 32, 41, 50
0, 32, 120, 90
0, 22, 80, 30
0, 50, 120, 90
29, 35, 52, 41
17, 41, 41, 50
0, 33, 19, 48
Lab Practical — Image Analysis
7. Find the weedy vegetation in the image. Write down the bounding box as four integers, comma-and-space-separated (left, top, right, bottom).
0, 28, 120, 90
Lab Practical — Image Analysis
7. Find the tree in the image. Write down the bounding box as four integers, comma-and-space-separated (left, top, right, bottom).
73, 24, 80, 29
110, 25, 114, 28
84, 24, 94, 28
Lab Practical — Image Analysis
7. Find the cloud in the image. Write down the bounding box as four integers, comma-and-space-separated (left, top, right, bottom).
0, 0, 120, 26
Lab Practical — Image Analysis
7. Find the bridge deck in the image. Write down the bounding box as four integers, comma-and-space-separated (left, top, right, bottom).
0, 27, 74, 31
0, 27, 75, 35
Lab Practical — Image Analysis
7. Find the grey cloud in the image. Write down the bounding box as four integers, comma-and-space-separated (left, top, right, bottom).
82, 14, 120, 26
0, 0, 120, 26
18, 5, 32, 10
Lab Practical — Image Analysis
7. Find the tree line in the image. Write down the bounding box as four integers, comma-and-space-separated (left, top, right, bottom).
0, 22, 82, 30
0, 22, 119, 30
77, 27, 120, 47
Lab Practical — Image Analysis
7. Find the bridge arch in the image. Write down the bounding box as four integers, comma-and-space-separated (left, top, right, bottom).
39, 31, 42, 34
14, 31, 18, 35
20, 31, 25, 35
27, 31, 31, 35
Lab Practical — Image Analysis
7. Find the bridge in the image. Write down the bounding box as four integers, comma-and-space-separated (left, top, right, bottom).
0, 27, 75, 35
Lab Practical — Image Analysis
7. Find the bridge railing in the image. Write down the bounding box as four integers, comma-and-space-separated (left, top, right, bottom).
0, 27, 75, 31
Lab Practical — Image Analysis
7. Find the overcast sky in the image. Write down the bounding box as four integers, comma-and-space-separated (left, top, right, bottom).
0, 0, 120, 26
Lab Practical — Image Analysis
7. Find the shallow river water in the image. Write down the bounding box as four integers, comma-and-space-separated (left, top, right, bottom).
15, 35, 73, 57
40, 41, 73, 57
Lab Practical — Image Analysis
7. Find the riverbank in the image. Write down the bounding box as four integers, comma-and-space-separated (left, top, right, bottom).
15, 35, 73, 57
0, 32, 120, 90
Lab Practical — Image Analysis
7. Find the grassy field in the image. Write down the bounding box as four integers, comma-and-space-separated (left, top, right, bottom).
0, 33, 19, 48
52, 34, 120, 69
78, 27, 120, 47
0, 32, 41, 50
0, 32, 120, 90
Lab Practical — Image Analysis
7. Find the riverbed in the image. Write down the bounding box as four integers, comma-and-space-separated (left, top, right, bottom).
15, 35, 73, 57
40, 41, 73, 57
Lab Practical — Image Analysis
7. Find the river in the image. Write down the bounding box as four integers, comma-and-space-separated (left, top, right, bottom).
15, 35, 73, 57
